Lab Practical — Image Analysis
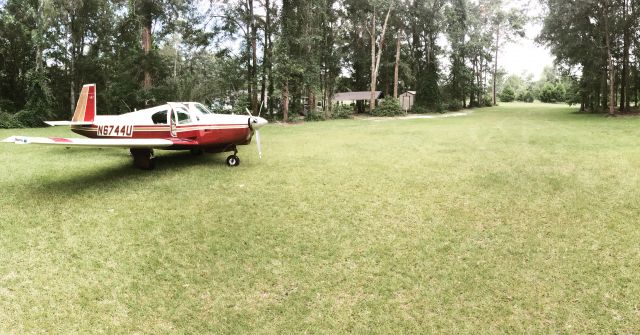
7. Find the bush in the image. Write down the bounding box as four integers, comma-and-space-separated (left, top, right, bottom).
482, 96, 494, 107
539, 83, 557, 103
372, 98, 404, 117
0, 112, 23, 129
499, 86, 515, 102
411, 105, 428, 114
516, 89, 535, 103
305, 110, 325, 121
0, 99, 17, 114
412, 103, 446, 114
231, 94, 250, 115
447, 100, 463, 111
331, 104, 354, 119
554, 84, 566, 102
13, 109, 45, 127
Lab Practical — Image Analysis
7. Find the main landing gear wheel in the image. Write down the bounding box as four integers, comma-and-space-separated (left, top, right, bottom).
226, 154, 240, 167
130, 148, 155, 170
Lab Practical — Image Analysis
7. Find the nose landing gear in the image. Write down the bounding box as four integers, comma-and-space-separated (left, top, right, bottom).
225, 146, 240, 167
226, 154, 240, 167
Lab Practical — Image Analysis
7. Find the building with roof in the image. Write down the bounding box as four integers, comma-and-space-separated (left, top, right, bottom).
333, 91, 383, 113
399, 91, 416, 111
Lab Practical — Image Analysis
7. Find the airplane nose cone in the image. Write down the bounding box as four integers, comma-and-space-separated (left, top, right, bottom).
250, 116, 268, 130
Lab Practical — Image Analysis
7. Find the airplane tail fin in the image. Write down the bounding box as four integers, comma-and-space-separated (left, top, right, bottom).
71, 84, 96, 123
44, 84, 96, 126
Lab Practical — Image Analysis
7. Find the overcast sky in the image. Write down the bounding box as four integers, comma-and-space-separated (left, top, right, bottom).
500, 0, 555, 80
203, 0, 556, 80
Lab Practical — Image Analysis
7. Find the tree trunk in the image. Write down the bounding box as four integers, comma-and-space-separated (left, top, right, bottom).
369, 5, 392, 113
70, 61, 75, 116
260, 0, 271, 115
493, 24, 500, 106
267, 0, 275, 116
142, 17, 152, 89
68, 21, 76, 116
308, 90, 315, 115
282, 80, 289, 122
244, 0, 258, 114
470, 57, 477, 106
635, 67, 639, 107
393, 33, 401, 99
369, 11, 376, 113
251, 18, 258, 114
35, 0, 44, 71
621, 0, 630, 111
603, 3, 615, 116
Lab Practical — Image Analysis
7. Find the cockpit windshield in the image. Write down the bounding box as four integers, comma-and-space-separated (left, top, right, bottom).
194, 103, 213, 114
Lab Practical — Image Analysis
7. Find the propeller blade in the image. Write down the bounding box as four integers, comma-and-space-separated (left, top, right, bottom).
245, 108, 253, 117
255, 130, 262, 159
258, 99, 264, 117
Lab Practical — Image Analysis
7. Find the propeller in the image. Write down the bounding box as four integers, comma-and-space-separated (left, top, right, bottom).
255, 130, 262, 159
258, 97, 265, 117
246, 107, 268, 159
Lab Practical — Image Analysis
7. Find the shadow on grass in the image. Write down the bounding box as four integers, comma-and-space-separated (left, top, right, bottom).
28, 151, 233, 196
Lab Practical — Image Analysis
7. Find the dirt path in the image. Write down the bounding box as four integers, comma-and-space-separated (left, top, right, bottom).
356, 110, 472, 121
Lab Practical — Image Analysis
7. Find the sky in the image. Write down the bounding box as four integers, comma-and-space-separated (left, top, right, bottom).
500, 0, 555, 80
201, 0, 556, 81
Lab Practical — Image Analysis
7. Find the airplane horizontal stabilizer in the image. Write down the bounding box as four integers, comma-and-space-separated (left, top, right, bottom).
44, 121, 94, 126
2, 136, 174, 148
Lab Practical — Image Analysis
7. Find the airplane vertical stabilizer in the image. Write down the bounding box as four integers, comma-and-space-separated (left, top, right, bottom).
71, 84, 96, 123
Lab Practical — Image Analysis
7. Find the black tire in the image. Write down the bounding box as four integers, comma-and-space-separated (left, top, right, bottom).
226, 155, 240, 167
147, 157, 156, 170
131, 148, 155, 170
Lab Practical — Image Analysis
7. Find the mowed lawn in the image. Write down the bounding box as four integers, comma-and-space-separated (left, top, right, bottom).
1, 103, 640, 333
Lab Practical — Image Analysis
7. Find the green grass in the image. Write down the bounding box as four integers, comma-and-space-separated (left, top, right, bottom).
2, 103, 640, 333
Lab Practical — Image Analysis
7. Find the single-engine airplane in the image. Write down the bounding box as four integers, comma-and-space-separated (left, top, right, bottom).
2, 84, 268, 170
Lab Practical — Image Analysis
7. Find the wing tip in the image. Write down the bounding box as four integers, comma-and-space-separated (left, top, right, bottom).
2, 136, 30, 144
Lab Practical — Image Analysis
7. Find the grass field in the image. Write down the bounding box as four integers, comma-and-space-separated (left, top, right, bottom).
2, 103, 640, 333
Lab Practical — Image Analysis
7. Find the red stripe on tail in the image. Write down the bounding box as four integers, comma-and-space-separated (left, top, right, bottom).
84, 85, 96, 122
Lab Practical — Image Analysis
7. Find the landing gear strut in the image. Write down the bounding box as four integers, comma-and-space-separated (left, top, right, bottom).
130, 148, 155, 170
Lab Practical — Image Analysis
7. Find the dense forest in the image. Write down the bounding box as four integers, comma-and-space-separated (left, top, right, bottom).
539, 0, 640, 115
0, 0, 638, 128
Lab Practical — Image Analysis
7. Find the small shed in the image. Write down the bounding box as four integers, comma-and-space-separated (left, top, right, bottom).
399, 91, 416, 111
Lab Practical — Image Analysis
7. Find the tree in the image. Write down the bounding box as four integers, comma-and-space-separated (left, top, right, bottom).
446, 0, 470, 108
367, 1, 392, 113
413, 0, 446, 111
538, 0, 640, 113
499, 85, 514, 102
539, 82, 556, 103
482, 0, 525, 106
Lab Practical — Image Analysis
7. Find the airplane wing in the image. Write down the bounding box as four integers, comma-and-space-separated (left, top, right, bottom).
2, 136, 173, 149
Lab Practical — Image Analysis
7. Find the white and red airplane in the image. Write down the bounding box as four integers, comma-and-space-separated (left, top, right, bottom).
2, 84, 268, 169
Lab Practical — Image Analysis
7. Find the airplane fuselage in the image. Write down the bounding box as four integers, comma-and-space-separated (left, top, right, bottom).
69, 102, 263, 153
3, 85, 268, 169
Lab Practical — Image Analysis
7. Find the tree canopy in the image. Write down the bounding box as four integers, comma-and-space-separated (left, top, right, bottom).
2, 0, 636, 128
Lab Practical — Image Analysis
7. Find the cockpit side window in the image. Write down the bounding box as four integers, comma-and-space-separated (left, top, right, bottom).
151, 110, 168, 124
195, 103, 212, 114
174, 107, 192, 124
